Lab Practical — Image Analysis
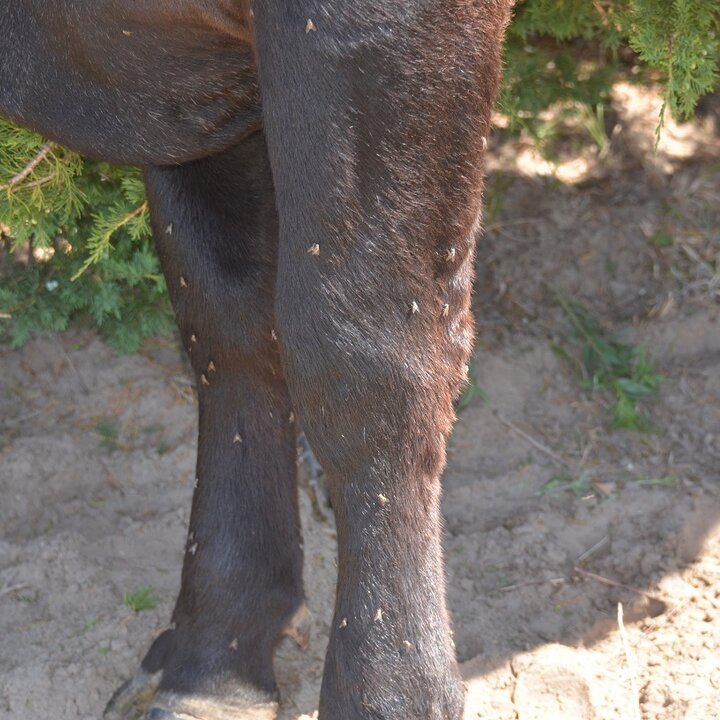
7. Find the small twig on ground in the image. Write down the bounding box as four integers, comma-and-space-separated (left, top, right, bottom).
484, 217, 540, 232
170, 376, 195, 403
3, 407, 44, 428
0, 142, 54, 192
576, 535, 610, 563
574, 566, 665, 603
500, 577, 565, 593
617, 602, 641, 720
492, 408, 574, 470
51, 334, 90, 394
643, 595, 694, 635
98, 458, 125, 496
0, 583, 30, 598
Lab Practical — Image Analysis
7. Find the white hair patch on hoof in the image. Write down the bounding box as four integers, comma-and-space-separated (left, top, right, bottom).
148, 690, 280, 720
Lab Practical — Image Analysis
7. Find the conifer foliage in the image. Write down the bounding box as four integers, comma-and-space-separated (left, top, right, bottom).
1, 0, 718, 352
500, 0, 719, 135
0, 133, 172, 352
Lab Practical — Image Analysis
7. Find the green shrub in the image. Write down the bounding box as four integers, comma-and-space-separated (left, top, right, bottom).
502, 0, 719, 135
1, 0, 718, 352
0, 130, 172, 352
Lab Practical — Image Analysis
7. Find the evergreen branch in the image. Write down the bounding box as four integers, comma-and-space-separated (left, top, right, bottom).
2, 1, 719, 353
0, 142, 54, 191
13, 173, 57, 191
70, 201, 148, 281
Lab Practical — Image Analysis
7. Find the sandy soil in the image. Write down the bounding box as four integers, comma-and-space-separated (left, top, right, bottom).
1, 86, 719, 719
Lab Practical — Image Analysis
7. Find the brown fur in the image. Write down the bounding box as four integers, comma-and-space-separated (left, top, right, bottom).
1, 1, 513, 717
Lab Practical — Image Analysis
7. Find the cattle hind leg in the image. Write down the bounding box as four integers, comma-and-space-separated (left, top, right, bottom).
104, 133, 305, 720
253, 2, 511, 717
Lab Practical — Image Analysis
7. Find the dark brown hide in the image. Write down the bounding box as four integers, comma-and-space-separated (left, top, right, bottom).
0, 1, 512, 718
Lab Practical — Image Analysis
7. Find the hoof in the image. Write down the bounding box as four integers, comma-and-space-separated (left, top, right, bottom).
144, 711, 178, 720
144, 692, 279, 720
104, 669, 162, 720
280, 602, 313, 650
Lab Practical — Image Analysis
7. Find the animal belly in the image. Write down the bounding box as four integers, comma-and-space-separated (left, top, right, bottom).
0, 0, 260, 164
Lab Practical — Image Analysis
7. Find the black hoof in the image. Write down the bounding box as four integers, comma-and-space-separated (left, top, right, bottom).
104, 669, 162, 720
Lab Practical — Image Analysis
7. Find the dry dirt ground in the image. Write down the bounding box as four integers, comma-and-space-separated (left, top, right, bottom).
1, 86, 719, 720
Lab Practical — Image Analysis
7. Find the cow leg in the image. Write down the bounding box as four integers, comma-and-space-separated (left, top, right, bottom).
104, 132, 305, 720
252, 2, 511, 717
